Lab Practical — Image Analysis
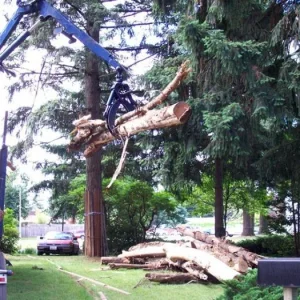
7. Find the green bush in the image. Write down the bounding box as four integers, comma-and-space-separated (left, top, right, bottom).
18, 248, 36, 255
216, 269, 283, 300
235, 235, 295, 257
0, 208, 19, 254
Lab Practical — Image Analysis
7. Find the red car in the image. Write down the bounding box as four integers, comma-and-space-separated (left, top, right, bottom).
73, 229, 85, 239
37, 231, 79, 255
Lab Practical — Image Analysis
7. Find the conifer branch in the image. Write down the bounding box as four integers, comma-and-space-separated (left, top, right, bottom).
64, 0, 86, 20
105, 45, 161, 51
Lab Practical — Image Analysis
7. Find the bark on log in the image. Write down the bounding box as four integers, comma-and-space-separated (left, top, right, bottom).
101, 257, 130, 265
109, 263, 146, 269
189, 240, 248, 273
181, 262, 208, 281
164, 245, 240, 281
118, 246, 166, 259
128, 241, 167, 251
176, 226, 262, 267
83, 102, 191, 157
145, 273, 199, 284
68, 61, 192, 156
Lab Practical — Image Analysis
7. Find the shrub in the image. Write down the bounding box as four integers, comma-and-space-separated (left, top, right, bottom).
0, 208, 19, 254
235, 235, 295, 257
216, 269, 283, 300
18, 248, 36, 255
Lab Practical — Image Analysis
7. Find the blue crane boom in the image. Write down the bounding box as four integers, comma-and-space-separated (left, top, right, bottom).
0, 0, 137, 132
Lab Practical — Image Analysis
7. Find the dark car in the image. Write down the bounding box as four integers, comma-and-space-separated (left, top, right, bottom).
37, 231, 79, 255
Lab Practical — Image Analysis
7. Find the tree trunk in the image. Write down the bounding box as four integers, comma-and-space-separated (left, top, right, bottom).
84, 21, 107, 257
215, 158, 225, 237
242, 210, 254, 236
258, 214, 268, 234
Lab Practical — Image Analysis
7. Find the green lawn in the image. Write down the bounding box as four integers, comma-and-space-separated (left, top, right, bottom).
7, 254, 224, 300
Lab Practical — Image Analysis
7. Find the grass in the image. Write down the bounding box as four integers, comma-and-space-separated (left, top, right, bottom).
6, 254, 224, 300
7, 255, 93, 299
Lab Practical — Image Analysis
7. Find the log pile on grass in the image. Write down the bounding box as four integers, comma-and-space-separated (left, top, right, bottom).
101, 232, 263, 285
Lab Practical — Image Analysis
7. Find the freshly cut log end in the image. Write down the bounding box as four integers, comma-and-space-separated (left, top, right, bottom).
174, 102, 192, 123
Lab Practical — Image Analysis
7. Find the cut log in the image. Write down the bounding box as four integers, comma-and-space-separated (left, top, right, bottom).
128, 241, 167, 251
83, 102, 191, 157
109, 263, 146, 269
101, 257, 130, 265
181, 262, 208, 281
145, 272, 199, 284
189, 239, 249, 273
164, 245, 240, 281
176, 226, 262, 267
68, 61, 192, 157
118, 246, 166, 259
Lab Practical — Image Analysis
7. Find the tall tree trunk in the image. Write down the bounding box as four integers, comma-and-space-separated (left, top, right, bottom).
242, 210, 254, 236
215, 158, 225, 237
258, 214, 268, 234
84, 22, 107, 257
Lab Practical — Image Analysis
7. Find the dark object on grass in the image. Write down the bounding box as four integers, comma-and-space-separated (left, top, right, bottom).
5, 259, 12, 267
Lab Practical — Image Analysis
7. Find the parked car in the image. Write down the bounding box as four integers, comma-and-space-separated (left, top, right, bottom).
37, 231, 79, 255
73, 229, 85, 239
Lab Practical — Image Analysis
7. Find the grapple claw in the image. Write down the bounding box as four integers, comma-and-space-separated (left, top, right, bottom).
105, 97, 137, 136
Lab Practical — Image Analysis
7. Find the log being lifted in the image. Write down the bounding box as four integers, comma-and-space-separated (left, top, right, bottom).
80, 102, 191, 158
68, 61, 192, 157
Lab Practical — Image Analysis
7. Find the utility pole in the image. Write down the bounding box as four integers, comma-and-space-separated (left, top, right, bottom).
0, 111, 9, 299
19, 189, 21, 238
0, 111, 8, 238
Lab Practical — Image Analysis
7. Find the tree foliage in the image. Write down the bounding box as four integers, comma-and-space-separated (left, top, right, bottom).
0, 208, 19, 254
5, 172, 30, 220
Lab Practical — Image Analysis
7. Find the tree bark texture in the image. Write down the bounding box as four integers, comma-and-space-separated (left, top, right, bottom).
84, 21, 107, 257
215, 158, 226, 237
83, 102, 191, 157
242, 210, 254, 236
258, 214, 268, 234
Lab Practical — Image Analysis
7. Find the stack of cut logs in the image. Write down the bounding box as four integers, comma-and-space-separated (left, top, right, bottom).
101, 227, 263, 284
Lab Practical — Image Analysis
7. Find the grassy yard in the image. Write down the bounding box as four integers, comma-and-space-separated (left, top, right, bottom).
6, 254, 224, 300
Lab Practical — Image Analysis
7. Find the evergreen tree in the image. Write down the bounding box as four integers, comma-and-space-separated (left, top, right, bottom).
148, 0, 290, 237
3, 0, 168, 256
5, 172, 30, 220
